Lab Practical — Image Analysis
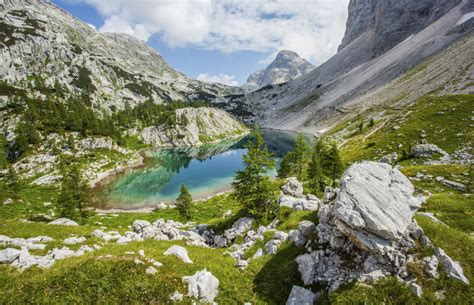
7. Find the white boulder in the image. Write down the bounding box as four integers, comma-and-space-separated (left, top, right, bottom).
183, 269, 219, 303
164, 245, 193, 264
48, 218, 78, 226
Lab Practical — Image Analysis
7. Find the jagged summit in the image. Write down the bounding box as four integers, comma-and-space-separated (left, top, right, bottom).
220, 0, 473, 132
242, 50, 314, 92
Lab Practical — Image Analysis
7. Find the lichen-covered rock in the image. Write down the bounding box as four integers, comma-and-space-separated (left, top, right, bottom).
183, 269, 219, 303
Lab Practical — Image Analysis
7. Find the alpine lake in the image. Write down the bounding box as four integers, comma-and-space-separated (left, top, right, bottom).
94, 129, 313, 210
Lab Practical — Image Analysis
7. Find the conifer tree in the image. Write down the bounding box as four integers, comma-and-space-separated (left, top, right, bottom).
176, 184, 192, 220
56, 158, 92, 220
308, 140, 324, 194
277, 133, 310, 180
233, 129, 279, 219
326, 143, 344, 187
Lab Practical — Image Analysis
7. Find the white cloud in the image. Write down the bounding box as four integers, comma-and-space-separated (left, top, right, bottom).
74, 0, 349, 64
196, 73, 239, 86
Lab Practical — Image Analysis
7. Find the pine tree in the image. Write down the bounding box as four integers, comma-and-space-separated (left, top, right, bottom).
277, 133, 310, 180
292, 133, 310, 180
233, 129, 279, 219
326, 143, 344, 187
176, 184, 192, 220
56, 158, 92, 220
308, 141, 324, 194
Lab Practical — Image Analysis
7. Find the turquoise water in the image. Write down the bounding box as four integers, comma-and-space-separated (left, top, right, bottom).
98, 129, 310, 209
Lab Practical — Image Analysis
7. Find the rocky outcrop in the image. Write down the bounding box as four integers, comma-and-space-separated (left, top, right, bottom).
334, 162, 422, 252
339, 0, 463, 56
139, 107, 248, 147
278, 177, 320, 211
0, 0, 240, 111
219, 0, 472, 133
0, 235, 94, 271
243, 50, 314, 92
183, 269, 219, 303
295, 162, 427, 292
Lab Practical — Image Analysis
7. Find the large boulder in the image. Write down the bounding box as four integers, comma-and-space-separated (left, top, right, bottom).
183, 269, 219, 303
334, 162, 422, 252
296, 162, 428, 291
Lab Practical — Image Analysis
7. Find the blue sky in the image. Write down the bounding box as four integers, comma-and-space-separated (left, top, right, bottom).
51, 0, 349, 86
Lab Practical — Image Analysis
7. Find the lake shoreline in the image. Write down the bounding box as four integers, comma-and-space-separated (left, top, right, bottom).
92, 132, 251, 212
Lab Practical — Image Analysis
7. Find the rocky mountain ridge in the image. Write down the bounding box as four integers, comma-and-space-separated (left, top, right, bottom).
242, 50, 314, 92
217, 0, 473, 133
0, 0, 242, 112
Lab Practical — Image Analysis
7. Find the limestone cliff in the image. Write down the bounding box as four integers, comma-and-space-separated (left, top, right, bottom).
140, 107, 249, 147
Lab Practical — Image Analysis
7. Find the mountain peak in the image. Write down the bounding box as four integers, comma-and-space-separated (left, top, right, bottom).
243, 50, 314, 92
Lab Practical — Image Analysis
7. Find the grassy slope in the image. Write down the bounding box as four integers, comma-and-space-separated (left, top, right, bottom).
1, 94, 472, 303
0, 194, 314, 304
326, 94, 474, 304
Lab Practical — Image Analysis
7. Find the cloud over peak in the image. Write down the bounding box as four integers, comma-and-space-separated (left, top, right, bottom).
76, 0, 349, 64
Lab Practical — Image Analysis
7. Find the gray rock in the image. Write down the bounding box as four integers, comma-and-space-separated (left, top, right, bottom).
334, 162, 422, 252
235, 260, 248, 269
410, 283, 423, 298
422, 255, 439, 278
295, 253, 317, 285
298, 221, 316, 238
252, 248, 264, 259
265, 239, 282, 255
435, 248, 470, 284
359, 269, 386, 283
132, 220, 151, 233
288, 230, 307, 247
412, 144, 449, 158
183, 269, 219, 303
146, 266, 158, 275
243, 50, 315, 92
164, 245, 193, 264
48, 218, 78, 226
170, 291, 184, 302
281, 177, 304, 198
0, 248, 22, 264
273, 231, 288, 242
51, 247, 76, 260
286, 285, 317, 305
64, 236, 86, 245
223, 217, 254, 241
